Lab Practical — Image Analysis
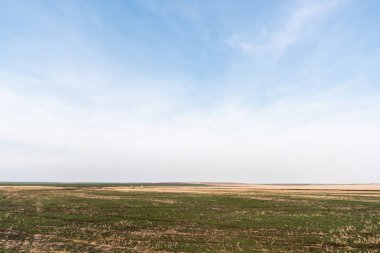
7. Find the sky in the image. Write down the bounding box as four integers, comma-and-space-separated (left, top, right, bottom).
0, 0, 379, 183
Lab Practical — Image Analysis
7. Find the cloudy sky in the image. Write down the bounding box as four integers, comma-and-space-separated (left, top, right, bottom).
1, 0, 379, 183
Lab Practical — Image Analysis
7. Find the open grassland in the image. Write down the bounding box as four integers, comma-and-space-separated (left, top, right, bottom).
0, 184, 379, 252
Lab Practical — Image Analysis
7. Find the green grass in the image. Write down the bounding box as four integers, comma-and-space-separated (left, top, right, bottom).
0, 187, 379, 252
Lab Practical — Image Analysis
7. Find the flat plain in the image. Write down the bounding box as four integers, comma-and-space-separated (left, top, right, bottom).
0, 183, 379, 252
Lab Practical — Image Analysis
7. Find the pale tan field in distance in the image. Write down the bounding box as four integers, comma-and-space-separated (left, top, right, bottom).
2, 183, 380, 194
104, 183, 380, 197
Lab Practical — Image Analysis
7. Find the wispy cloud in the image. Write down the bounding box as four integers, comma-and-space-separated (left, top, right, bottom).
228, 0, 342, 56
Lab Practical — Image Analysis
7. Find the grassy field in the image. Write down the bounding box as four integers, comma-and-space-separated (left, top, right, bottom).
0, 184, 379, 252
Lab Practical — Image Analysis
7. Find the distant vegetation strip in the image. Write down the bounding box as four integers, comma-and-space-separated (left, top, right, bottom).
0, 182, 208, 187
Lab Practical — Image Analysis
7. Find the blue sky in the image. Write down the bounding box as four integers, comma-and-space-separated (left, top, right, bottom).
0, 0, 379, 182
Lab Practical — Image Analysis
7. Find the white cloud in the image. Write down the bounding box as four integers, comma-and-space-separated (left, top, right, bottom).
1, 78, 379, 183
